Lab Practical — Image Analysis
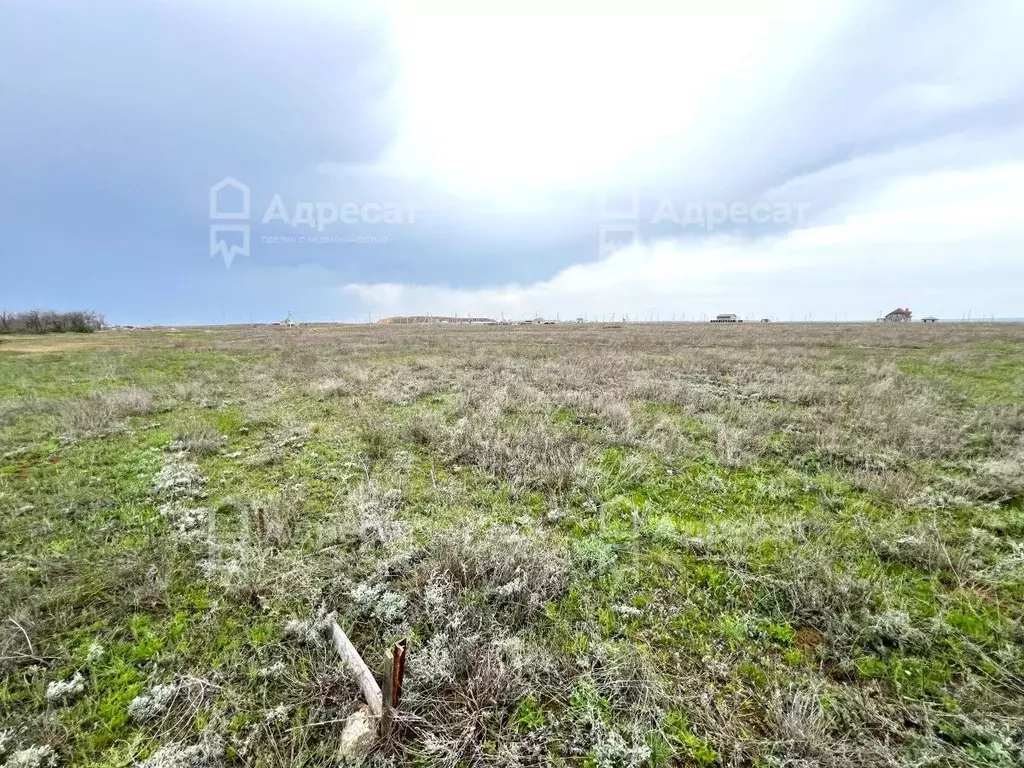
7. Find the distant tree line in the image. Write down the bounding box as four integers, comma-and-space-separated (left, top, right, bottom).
0, 310, 104, 334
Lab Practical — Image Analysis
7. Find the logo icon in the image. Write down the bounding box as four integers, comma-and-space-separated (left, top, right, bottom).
598, 189, 639, 258
209, 177, 250, 268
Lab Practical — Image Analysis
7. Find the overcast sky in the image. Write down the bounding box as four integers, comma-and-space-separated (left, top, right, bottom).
2, 1, 1023, 324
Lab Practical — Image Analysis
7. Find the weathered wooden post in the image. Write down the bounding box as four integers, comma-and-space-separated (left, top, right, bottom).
380, 638, 408, 740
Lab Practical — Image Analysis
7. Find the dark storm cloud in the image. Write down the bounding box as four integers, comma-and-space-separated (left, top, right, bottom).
0, 0, 396, 280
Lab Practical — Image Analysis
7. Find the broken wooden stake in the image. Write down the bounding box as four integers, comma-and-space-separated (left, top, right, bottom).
327, 620, 410, 760
391, 637, 407, 707
328, 619, 382, 716
380, 638, 408, 739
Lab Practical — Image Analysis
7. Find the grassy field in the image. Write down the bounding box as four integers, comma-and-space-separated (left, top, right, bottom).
1, 323, 1022, 767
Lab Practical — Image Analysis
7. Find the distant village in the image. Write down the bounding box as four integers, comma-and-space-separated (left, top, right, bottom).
373, 308, 942, 325
102, 308, 951, 331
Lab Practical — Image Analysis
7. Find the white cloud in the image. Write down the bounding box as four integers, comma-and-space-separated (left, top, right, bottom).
376, 0, 856, 196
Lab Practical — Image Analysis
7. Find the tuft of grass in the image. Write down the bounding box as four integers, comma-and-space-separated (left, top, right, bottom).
60, 387, 154, 438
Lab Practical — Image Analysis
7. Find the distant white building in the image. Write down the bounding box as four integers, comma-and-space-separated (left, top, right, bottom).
711, 313, 741, 323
